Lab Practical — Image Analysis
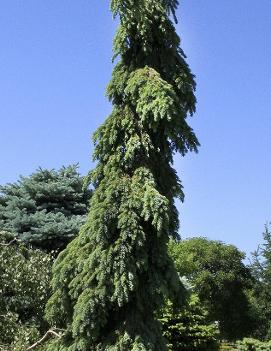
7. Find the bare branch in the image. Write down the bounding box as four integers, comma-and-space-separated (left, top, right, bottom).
26, 328, 64, 351
0, 238, 20, 247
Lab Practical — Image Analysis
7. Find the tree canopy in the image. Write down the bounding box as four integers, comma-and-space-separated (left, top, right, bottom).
169, 237, 254, 340
0, 165, 91, 251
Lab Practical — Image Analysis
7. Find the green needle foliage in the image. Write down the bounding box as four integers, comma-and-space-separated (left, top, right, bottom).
0, 165, 91, 251
160, 294, 219, 351
46, 1, 199, 350
250, 224, 271, 340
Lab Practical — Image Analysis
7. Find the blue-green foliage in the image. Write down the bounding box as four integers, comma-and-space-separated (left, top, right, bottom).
45, 1, 198, 350
0, 165, 91, 251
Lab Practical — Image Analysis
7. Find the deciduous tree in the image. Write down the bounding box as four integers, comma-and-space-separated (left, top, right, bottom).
0, 231, 54, 350
169, 238, 254, 340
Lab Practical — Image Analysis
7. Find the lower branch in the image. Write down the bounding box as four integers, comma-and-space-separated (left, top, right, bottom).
0, 238, 20, 247
26, 329, 65, 351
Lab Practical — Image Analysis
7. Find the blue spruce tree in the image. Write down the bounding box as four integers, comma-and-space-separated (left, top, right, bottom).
0, 165, 91, 251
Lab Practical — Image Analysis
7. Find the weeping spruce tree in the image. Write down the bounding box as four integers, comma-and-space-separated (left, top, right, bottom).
45, 1, 199, 350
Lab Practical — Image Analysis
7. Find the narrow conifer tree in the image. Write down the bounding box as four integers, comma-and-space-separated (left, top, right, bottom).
46, 1, 199, 350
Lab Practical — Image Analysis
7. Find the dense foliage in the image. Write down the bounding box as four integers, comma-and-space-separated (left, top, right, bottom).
236, 338, 271, 351
250, 224, 271, 340
169, 238, 254, 340
1, 227, 271, 350
0, 165, 91, 251
45, 0, 199, 350
0, 1, 269, 349
160, 293, 219, 351
218, 339, 271, 351
0, 231, 53, 350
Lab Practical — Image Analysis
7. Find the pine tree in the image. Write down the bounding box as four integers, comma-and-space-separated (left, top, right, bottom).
250, 224, 271, 339
45, 1, 199, 350
160, 294, 219, 351
0, 165, 91, 251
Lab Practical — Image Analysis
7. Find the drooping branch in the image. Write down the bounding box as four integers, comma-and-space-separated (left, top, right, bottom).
45, 1, 197, 349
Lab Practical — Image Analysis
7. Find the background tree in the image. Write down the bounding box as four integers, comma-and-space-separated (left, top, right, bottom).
0, 231, 54, 350
169, 237, 254, 340
250, 224, 271, 340
159, 278, 219, 351
0, 165, 91, 251
45, 0, 199, 350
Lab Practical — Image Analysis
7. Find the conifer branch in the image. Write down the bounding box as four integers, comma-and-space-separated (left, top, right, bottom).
45, 1, 198, 349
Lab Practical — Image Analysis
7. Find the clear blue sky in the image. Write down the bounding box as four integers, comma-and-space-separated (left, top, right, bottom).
1, 1, 270, 257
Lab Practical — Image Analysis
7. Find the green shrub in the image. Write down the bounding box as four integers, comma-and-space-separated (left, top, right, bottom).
0, 231, 54, 349
160, 293, 219, 351
219, 342, 238, 351
236, 338, 271, 351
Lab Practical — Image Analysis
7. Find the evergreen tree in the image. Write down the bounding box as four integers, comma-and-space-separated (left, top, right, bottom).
250, 224, 271, 339
160, 294, 219, 351
0, 165, 91, 251
46, 1, 199, 350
